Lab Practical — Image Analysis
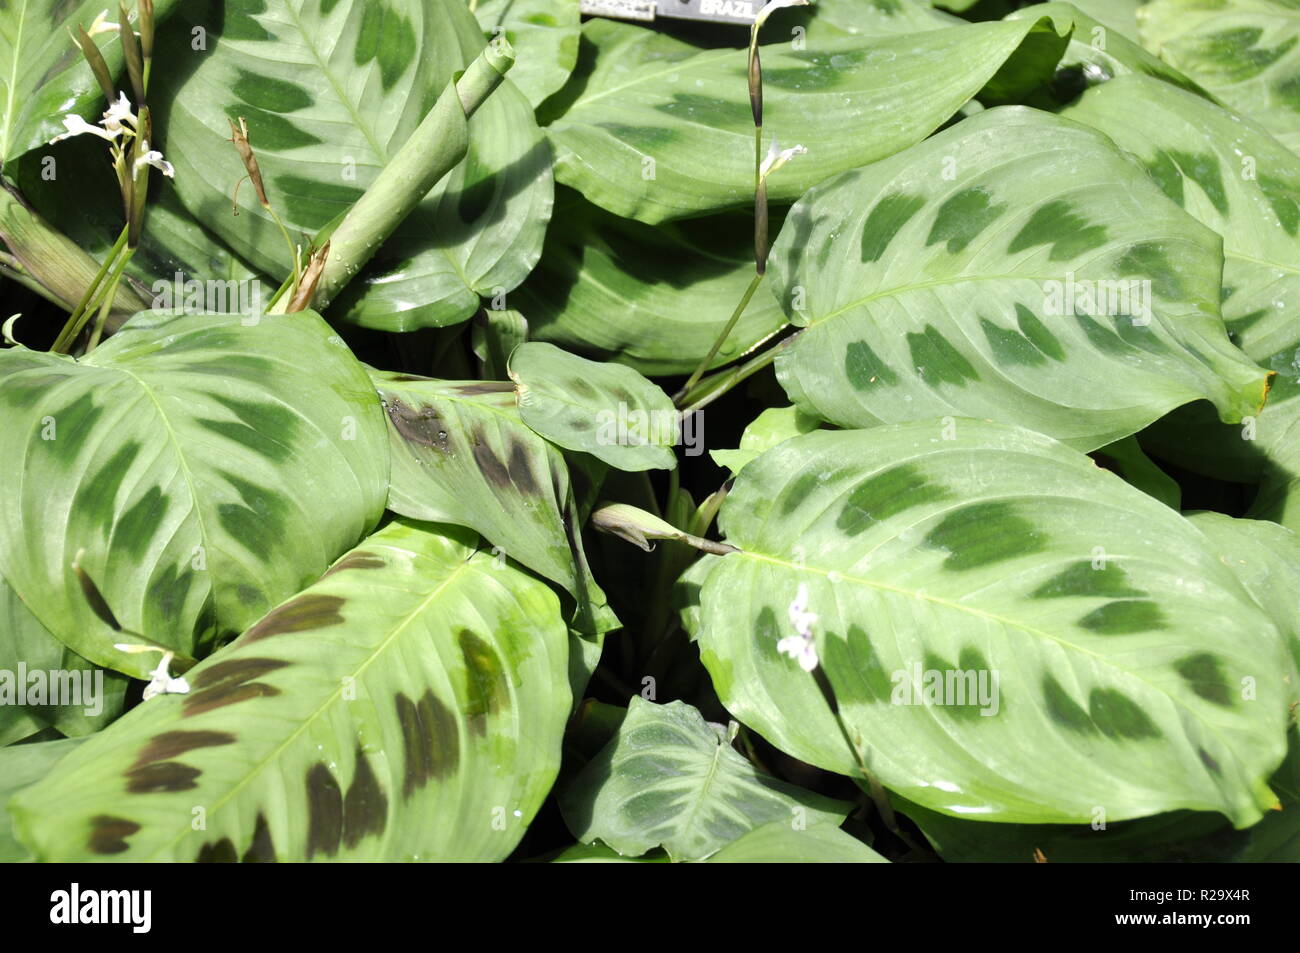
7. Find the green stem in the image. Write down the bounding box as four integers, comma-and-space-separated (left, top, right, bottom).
675, 271, 763, 404
85, 249, 135, 353
51, 227, 130, 353
678, 329, 799, 413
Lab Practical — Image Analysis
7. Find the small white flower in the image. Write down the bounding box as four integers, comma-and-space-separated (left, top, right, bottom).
778, 583, 819, 671
87, 9, 120, 35
134, 141, 175, 179
49, 113, 115, 144
760, 138, 808, 182
102, 91, 136, 134
114, 644, 190, 699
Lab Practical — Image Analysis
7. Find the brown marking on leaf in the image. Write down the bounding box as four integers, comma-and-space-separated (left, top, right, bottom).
306, 763, 343, 858
133, 730, 236, 769
125, 761, 202, 794
385, 397, 451, 453
396, 690, 459, 799
472, 438, 512, 489
88, 815, 140, 855
242, 813, 277, 862
183, 657, 289, 717
322, 551, 386, 578
453, 381, 514, 395
239, 594, 345, 644
196, 838, 238, 862
506, 440, 539, 495
342, 746, 388, 848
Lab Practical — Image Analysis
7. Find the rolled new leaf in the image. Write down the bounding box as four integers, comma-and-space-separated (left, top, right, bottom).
309, 39, 516, 311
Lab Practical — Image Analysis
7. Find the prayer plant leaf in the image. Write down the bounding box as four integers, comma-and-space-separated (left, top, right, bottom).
696, 421, 1295, 826
543, 15, 1070, 224
769, 106, 1271, 451
0, 0, 179, 164
514, 189, 787, 376
155, 0, 550, 331
470, 0, 581, 109
1009, 2, 1211, 94
0, 574, 128, 739
0, 736, 85, 862
1139, 0, 1300, 155
8, 519, 572, 862
703, 819, 889, 863
509, 342, 679, 471
1059, 74, 1300, 480
370, 368, 614, 635
1250, 416, 1300, 533
559, 696, 850, 861
711, 405, 822, 476
0, 310, 388, 679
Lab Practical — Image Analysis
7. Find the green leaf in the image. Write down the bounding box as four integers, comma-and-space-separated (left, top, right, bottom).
155, 0, 550, 331
1061, 74, 1300, 479
711, 405, 821, 476
1187, 511, 1300, 675
1092, 436, 1182, 509
559, 696, 850, 861
769, 106, 1270, 451
514, 189, 787, 376
0, 310, 388, 678
471, 307, 529, 379
901, 726, 1300, 861
509, 342, 678, 471
0, 0, 178, 163
1140, 0, 1300, 155
0, 574, 127, 739
697, 420, 1294, 825
543, 16, 1069, 223
797, 0, 963, 40
370, 369, 613, 632
1251, 416, 1300, 530
704, 819, 889, 862
9, 519, 572, 861
1010, 2, 1211, 94
470, 0, 580, 108
0, 736, 85, 861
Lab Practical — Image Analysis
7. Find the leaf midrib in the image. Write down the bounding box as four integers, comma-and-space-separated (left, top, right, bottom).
0, 0, 30, 163
152, 553, 475, 860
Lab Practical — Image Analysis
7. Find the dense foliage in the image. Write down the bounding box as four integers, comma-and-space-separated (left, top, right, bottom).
0, 0, 1298, 863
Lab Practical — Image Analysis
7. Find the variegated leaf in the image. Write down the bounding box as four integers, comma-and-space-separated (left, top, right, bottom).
769, 106, 1270, 451
1140, 0, 1300, 155
470, 0, 580, 108
1061, 74, 1300, 478
559, 696, 849, 861
514, 189, 787, 376
0, 310, 388, 678
0, 574, 127, 740
1251, 416, 1300, 531
9, 519, 571, 861
156, 0, 550, 330
0, 736, 85, 861
370, 368, 616, 644
509, 342, 678, 471
543, 15, 1069, 223
697, 421, 1295, 825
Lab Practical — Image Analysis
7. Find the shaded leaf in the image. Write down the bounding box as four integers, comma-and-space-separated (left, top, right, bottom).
509, 342, 678, 471
560, 696, 849, 861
